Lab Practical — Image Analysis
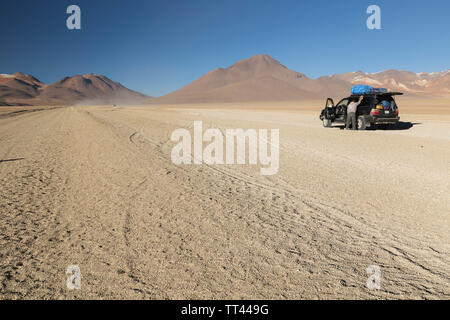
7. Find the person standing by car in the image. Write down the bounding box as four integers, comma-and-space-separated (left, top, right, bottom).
346, 95, 363, 130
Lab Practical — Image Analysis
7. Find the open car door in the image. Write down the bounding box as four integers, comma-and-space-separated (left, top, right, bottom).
325, 98, 334, 108
322, 98, 335, 127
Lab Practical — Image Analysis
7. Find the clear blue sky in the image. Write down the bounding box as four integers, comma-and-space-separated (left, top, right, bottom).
1, 0, 449, 96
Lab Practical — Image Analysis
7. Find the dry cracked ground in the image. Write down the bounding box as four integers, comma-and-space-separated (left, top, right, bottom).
0, 104, 449, 299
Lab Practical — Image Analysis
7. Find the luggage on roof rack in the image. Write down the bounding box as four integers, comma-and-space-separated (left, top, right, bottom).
351, 85, 388, 95
372, 88, 388, 93
351, 85, 373, 95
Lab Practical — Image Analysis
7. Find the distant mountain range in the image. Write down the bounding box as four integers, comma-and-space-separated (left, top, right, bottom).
157, 55, 450, 103
1, 55, 449, 105
331, 69, 450, 96
0, 73, 149, 106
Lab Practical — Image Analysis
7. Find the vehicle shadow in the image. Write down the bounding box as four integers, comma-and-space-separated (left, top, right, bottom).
375, 122, 421, 131
337, 122, 420, 131
0, 158, 25, 163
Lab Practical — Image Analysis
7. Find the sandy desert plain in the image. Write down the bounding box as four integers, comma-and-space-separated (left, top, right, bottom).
0, 97, 449, 299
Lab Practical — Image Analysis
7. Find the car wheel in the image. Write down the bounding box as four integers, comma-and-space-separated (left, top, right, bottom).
357, 116, 367, 130
323, 118, 332, 128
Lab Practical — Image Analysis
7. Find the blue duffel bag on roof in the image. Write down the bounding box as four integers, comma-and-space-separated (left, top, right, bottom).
351, 85, 373, 95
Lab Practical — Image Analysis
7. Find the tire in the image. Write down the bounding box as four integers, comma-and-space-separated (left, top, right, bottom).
357, 116, 367, 130
323, 118, 332, 128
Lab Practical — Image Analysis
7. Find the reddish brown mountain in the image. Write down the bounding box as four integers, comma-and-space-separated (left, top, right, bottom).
0, 73, 149, 105
0, 72, 43, 103
157, 55, 351, 103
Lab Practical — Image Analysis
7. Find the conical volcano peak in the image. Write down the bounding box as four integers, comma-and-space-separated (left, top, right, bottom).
230, 54, 285, 71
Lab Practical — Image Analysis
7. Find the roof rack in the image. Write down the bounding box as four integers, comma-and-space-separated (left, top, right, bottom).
350, 92, 404, 97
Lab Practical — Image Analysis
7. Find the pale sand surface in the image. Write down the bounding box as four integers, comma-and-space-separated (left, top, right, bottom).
0, 101, 449, 299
